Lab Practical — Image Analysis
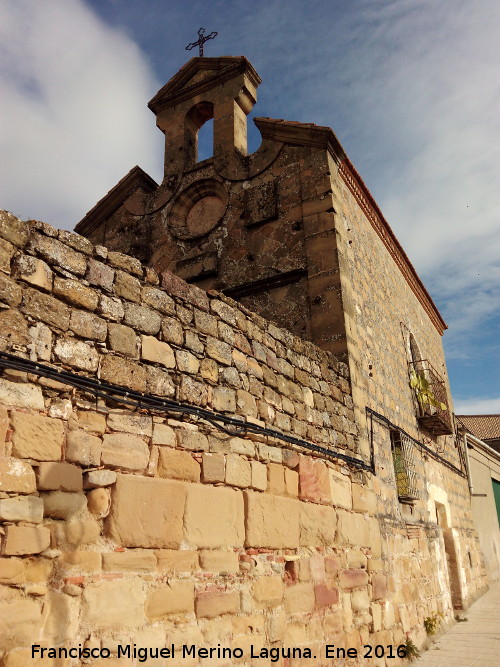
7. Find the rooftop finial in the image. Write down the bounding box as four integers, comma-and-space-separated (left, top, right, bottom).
185, 27, 218, 57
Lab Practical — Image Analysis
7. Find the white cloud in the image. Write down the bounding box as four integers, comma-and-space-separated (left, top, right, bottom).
454, 397, 500, 415
0, 0, 162, 229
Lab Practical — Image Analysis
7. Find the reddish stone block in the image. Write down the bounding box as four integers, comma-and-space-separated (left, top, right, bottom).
339, 568, 368, 590
298, 456, 331, 504
371, 573, 387, 600
314, 583, 339, 608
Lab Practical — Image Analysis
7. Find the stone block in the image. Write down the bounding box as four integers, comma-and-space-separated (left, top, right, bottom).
0, 237, 15, 273
252, 575, 283, 608
206, 337, 232, 365
65, 430, 102, 466
0, 273, 22, 305
0, 211, 30, 246
225, 454, 251, 488
107, 250, 142, 275
177, 429, 209, 451
212, 387, 236, 412
107, 473, 186, 548
0, 557, 25, 584
0, 458, 36, 494
65, 519, 101, 545
151, 423, 176, 446
82, 578, 145, 628
11, 411, 63, 461
339, 568, 369, 590
244, 491, 300, 548
268, 463, 286, 495
146, 582, 195, 619
352, 483, 377, 513
114, 270, 141, 302
175, 349, 200, 374
54, 338, 98, 372
53, 277, 98, 310
21, 287, 70, 330
300, 503, 337, 546
158, 448, 200, 482
28, 232, 86, 275
184, 484, 244, 548
338, 510, 371, 546
37, 462, 83, 491
0, 599, 42, 651
195, 590, 240, 619
0, 495, 43, 523
41, 590, 79, 644
142, 285, 174, 314
351, 589, 370, 612
201, 453, 225, 483
99, 294, 124, 321
298, 456, 331, 504
72, 409, 106, 434
371, 574, 387, 600
99, 355, 147, 392
107, 411, 152, 436
284, 583, 315, 614
251, 460, 268, 491
103, 550, 157, 572
314, 584, 339, 608
155, 550, 198, 573
87, 487, 110, 517
0, 378, 44, 410
200, 550, 239, 573
329, 469, 352, 510
124, 303, 161, 334
86, 258, 115, 291
0, 308, 29, 345
58, 550, 101, 574
70, 309, 107, 341
107, 322, 137, 356
101, 433, 149, 471
43, 491, 87, 519
84, 469, 117, 488
162, 316, 184, 345
2, 525, 50, 555
141, 335, 175, 367
285, 468, 299, 497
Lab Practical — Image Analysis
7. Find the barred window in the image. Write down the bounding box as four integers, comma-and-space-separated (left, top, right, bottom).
391, 430, 420, 501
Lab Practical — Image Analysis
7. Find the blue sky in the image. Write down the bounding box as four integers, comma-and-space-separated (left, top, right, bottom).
0, 0, 498, 413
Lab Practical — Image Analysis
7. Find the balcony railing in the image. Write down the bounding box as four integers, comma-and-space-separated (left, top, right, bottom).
409, 359, 453, 436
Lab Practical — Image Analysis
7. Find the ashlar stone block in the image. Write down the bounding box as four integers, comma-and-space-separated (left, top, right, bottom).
0, 458, 36, 494
299, 502, 337, 547
101, 433, 149, 471
66, 430, 102, 466
82, 578, 146, 628
184, 484, 244, 548
2, 525, 50, 555
37, 462, 83, 491
0, 496, 43, 523
158, 448, 200, 482
11, 412, 64, 461
146, 582, 195, 619
244, 491, 300, 548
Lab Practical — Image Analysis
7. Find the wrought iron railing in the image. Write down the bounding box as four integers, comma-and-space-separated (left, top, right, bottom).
409, 359, 453, 435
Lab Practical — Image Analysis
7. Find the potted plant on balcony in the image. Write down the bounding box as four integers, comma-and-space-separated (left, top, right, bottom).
410, 370, 447, 414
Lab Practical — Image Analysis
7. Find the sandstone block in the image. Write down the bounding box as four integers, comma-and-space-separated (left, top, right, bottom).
66, 430, 102, 466
314, 584, 339, 608
53, 277, 98, 310
14, 255, 53, 291
155, 549, 198, 573
175, 349, 200, 374
352, 483, 377, 514
0, 211, 30, 246
0, 495, 43, 523
108, 412, 152, 438
43, 491, 87, 519
146, 365, 175, 397
0, 557, 25, 584
268, 463, 286, 495
141, 335, 175, 367
225, 454, 251, 488
70, 309, 107, 341
252, 575, 283, 608
103, 550, 157, 572
41, 590, 79, 644
146, 582, 194, 619
298, 456, 331, 504
177, 429, 209, 451
84, 469, 116, 488
284, 583, 315, 614
184, 484, 244, 548
300, 503, 337, 546
114, 270, 141, 302
21, 287, 70, 330
107, 250, 142, 275
65, 519, 101, 545
285, 468, 299, 497
142, 285, 175, 314
0, 378, 44, 410
0, 237, 15, 272
206, 337, 232, 365
0, 599, 42, 651
2, 525, 50, 555
124, 303, 161, 334
158, 448, 200, 482
371, 574, 387, 600
37, 462, 83, 491
107, 323, 137, 356
99, 355, 147, 392
251, 460, 268, 491
87, 487, 111, 517
0, 273, 22, 305
338, 510, 371, 547
86, 258, 115, 291
0, 458, 36, 494
99, 294, 124, 321
54, 338, 98, 372
244, 491, 300, 548
107, 473, 186, 548
351, 589, 370, 612
200, 550, 239, 573
212, 386, 236, 412
196, 590, 240, 619
11, 411, 63, 461
28, 233, 86, 275
201, 453, 225, 483
151, 422, 176, 446
71, 409, 106, 434
330, 469, 352, 510
162, 316, 184, 345
101, 433, 149, 471
0, 308, 29, 345
339, 568, 369, 590
58, 550, 101, 574
199, 357, 218, 381
82, 578, 145, 628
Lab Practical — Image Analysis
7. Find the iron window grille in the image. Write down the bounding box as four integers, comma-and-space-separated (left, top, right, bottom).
391, 430, 420, 501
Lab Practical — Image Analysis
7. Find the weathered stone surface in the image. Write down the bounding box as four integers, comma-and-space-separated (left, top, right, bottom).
339, 568, 369, 590
86, 258, 115, 291
70, 310, 107, 341
41, 590, 79, 643
155, 550, 198, 573
314, 583, 339, 608
253, 575, 284, 608
338, 510, 370, 546
124, 303, 161, 334
184, 484, 244, 548
0, 211, 30, 247
352, 483, 377, 514
201, 453, 225, 483
107, 473, 186, 548
22, 287, 70, 330
0, 495, 43, 523
0, 378, 44, 410
107, 250, 143, 276
244, 491, 300, 548
84, 469, 116, 488
225, 454, 251, 488
0, 237, 15, 273
65, 519, 101, 545
2, 525, 50, 555
206, 337, 232, 365
107, 411, 152, 436
0, 458, 36, 494
107, 322, 137, 356
82, 578, 146, 628
99, 355, 147, 392
101, 433, 149, 471
42, 491, 87, 519
28, 233, 87, 275
54, 338, 99, 372
0, 557, 25, 584
141, 335, 175, 367
37, 462, 83, 491
58, 229, 93, 255
268, 462, 286, 495
114, 269, 141, 302
299, 502, 337, 546
86, 487, 110, 517
58, 550, 101, 574
11, 411, 64, 461
284, 583, 316, 614
0, 309, 29, 345
371, 574, 387, 600
146, 582, 194, 619
175, 349, 200, 374
98, 294, 124, 321
329, 469, 352, 510
251, 460, 268, 491
0, 599, 42, 651
195, 590, 240, 619
158, 448, 200, 482
66, 430, 102, 466
298, 456, 331, 504
142, 285, 175, 314
177, 429, 209, 451
199, 550, 239, 573
103, 550, 157, 572
213, 386, 237, 412
162, 316, 184, 345
0, 273, 22, 305
71, 410, 106, 434
151, 423, 176, 446
53, 277, 98, 310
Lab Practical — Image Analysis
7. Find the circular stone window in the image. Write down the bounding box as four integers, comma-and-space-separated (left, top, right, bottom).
168, 179, 228, 240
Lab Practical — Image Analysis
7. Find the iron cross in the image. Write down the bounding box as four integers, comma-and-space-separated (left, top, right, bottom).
185, 27, 218, 57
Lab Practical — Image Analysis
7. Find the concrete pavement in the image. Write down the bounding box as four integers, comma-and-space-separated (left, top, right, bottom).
414, 582, 500, 666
